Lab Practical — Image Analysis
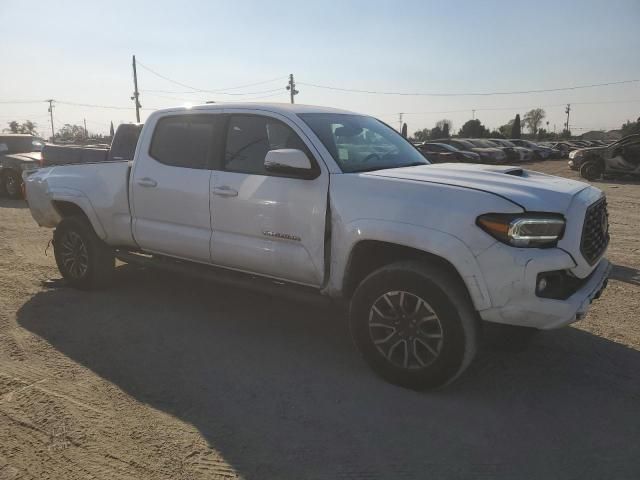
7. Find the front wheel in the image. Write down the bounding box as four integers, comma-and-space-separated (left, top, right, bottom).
3, 170, 23, 199
53, 216, 115, 290
580, 160, 604, 181
349, 261, 479, 390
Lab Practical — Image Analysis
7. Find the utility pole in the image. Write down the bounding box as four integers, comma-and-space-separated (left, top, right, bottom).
472, 109, 476, 120
46, 99, 55, 141
286, 74, 298, 104
131, 55, 141, 122
83, 118, 88, 139
565, 104, 571, 133
398, 113, 404, 132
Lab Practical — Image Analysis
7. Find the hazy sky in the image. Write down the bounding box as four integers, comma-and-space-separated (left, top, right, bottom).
1, 0, 639, 136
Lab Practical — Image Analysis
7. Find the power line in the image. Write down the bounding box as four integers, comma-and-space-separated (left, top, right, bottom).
136, 60, 287, 94
0, 100, 47, 104
298, 78, 640, 97
141, 87, 284, 97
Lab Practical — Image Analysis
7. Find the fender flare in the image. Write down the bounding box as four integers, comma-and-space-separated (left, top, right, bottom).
329, 219, 492, 311
49, 187, 107, 240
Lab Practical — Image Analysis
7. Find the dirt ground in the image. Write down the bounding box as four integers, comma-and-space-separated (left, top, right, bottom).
1, 160, 639, 480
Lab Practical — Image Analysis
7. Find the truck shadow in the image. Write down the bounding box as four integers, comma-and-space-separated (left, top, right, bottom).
611, 264, 640, 287
17, 266, 640, 479
593, 175, 640, 185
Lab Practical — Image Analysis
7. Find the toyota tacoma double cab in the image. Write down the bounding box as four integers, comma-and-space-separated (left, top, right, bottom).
24, 103, 611, 390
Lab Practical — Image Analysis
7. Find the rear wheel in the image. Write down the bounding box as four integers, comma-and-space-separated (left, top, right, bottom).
53, 216, 115, 290
349, 261, 479, 390
580, 160, 604, 181
3, 170, 23, 199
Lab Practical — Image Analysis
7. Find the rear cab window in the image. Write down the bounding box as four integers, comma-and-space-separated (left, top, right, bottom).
149, 115, 224, 169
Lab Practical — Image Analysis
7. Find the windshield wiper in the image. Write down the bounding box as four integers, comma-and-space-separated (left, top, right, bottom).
400, 162, 428, 168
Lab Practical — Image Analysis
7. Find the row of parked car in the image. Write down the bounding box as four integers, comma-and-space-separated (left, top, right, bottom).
415, 138, 563, 165
538, 139, 610, 158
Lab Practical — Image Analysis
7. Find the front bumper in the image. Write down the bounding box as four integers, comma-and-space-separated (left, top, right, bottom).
479, 257, 611, 330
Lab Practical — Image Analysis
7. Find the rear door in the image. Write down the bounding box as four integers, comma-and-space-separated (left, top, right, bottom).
130, 113, 225, 262
209, 112, 329, 286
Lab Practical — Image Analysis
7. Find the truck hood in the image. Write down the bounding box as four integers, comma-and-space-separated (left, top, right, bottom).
2, 152, 41, 163
575, 146, 606, 155
364, 163, 590, 212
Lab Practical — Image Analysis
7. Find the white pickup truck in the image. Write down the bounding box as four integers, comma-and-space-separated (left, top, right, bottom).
24, 103, 611, 390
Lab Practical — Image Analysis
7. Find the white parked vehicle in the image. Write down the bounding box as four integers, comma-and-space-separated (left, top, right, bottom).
24, 103, 611, 390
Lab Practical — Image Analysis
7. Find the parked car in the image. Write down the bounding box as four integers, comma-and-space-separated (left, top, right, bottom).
548, 142, 578, 158
24, 103, 611, 391
435, 138, 507, 164
417, 142, 481, 163
569, 140, 590, 148
488, 139, 534, 162
466, 139, 520, 163
509, 139, 560, 159
569, 134, 640, 180
0, 134, 43, 198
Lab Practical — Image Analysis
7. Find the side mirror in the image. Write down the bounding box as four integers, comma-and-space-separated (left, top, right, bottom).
264, 149, 316, 179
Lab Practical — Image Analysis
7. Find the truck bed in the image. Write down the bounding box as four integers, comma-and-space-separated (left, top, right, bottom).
24, 160, 137, 248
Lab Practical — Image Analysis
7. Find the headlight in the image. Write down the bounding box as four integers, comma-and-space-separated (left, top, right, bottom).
476, 213, 565, 247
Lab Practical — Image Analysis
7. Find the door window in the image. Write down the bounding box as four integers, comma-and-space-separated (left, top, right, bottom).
224, 115, 311, 175
149, 115, 223, 169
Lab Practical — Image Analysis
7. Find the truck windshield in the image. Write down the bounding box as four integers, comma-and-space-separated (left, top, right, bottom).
298, 113, 429, 172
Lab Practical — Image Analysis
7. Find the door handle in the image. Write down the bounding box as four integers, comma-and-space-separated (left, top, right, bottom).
137, 177, 158, 188
212, 186, 238, 197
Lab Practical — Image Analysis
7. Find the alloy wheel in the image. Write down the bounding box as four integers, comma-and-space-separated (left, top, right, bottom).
59, 231, 89, 279
368, 290, 444, 370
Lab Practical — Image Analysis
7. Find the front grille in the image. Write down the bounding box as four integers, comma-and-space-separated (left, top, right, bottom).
580, 198, 609, 265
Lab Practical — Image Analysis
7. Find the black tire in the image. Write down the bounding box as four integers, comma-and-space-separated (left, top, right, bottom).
3, 170, 23, 199
349, 261, 479, 390
53, 215, 115, 290
580, 160, 604, 181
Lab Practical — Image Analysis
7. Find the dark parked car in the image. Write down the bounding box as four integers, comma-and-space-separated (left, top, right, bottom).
509, 139, 560, 159
489, 138, 534, 161
435, 138, 507, 164
568, 134, 640, 180
548, 142, 578, 158
417, 142, 481, 163
0, 134, 43, 198
468, 138, 520, 163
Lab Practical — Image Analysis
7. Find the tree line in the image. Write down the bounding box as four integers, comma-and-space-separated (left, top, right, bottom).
411, 108, 582, 142
3, 120, 113, 144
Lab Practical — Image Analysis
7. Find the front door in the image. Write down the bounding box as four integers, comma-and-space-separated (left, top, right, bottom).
131, 114, 225, 262
210, 113, 329, 286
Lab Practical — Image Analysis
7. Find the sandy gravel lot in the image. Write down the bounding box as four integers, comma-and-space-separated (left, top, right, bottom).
1, 160, 639, 479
